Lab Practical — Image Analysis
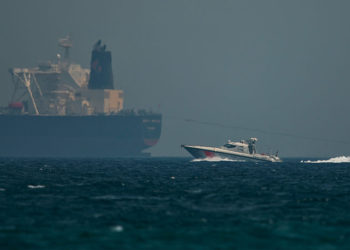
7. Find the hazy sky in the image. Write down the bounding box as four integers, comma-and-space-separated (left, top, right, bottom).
1, 0, 349, 157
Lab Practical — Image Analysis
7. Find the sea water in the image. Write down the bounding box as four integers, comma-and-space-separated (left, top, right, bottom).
0, 157, 350, 249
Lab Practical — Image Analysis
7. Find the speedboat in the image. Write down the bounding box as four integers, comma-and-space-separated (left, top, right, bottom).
182, 138, 282, 162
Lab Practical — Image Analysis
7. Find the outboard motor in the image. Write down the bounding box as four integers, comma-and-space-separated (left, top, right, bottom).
88, 40, 114, 89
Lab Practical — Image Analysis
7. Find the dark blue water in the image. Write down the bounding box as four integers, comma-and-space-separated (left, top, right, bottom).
1, 158, 350, 249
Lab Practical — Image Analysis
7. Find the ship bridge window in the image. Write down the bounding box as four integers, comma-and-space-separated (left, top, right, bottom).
224, 144, 236, 148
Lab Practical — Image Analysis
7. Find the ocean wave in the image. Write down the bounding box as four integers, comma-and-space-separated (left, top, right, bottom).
191, 157, 245, 162
92, 195, 119, 200
301, 156, 350, 164
186, 188, 203, 194
27, 185, 45, 189
111, 225, 123, 232
92, 195, 169, 201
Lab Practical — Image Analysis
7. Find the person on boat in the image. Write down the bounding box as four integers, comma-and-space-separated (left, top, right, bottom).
248, 139, 256, 154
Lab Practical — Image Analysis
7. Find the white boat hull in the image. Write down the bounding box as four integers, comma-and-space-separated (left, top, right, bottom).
182, 145, 282, 163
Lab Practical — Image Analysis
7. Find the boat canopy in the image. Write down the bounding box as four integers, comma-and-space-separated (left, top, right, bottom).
223, 138, 257, 154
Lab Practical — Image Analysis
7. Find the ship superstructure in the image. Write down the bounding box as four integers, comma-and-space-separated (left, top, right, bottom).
8, 37, 123, 116
0, 37, 161, 157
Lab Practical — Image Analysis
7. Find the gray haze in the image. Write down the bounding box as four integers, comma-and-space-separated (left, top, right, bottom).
1, 0, 349, 157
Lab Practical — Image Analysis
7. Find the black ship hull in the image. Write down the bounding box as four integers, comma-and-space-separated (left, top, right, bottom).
0, 114, 161, 157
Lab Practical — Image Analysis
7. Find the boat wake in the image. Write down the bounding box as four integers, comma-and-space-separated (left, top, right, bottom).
27, 185, 45, 189
301, 156, 350, 164
191, 157, 245, 162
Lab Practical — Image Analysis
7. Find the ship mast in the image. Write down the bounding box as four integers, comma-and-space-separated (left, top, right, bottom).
58, 36, 72, 69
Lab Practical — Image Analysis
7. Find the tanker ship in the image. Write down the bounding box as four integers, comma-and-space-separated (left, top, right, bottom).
0, 37, 162, 157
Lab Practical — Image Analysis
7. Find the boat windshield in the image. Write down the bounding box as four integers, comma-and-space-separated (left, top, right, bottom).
224, 144, 236, 148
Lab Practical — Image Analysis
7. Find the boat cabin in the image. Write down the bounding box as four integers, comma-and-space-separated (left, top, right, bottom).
223, 138, 257, 154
